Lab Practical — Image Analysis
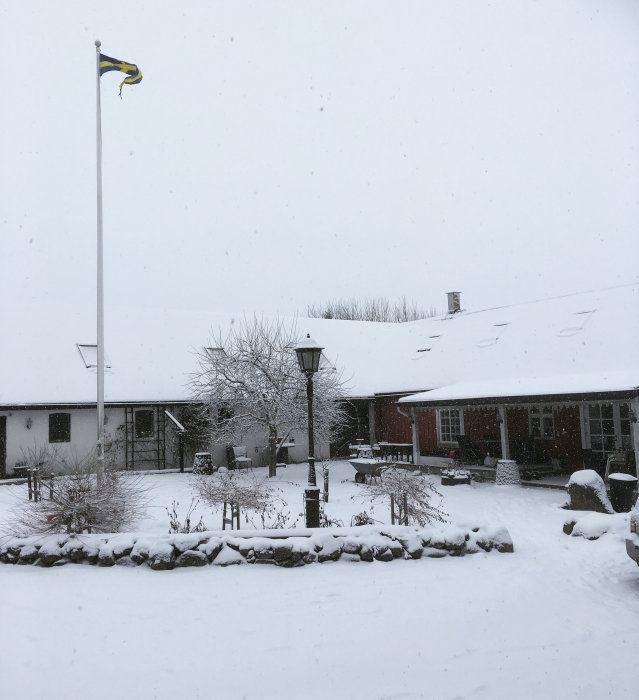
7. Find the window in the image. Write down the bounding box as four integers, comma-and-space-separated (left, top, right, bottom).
76, 344, 111, 368
49, 413, 71, 443
588, 404, 632, 456
437, 409, 463, 444
135, 409, 155, 439
529, 406, 554, 439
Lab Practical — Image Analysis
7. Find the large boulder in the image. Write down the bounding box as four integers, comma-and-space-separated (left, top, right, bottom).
565, 469, 614, 514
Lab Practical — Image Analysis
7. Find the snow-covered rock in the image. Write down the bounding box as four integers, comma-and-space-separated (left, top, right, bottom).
566, 469, 614, 514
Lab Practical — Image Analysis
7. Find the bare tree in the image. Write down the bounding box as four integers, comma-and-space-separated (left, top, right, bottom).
306, 296, 439, 322
354, 466, 448, 527
190, 316, 347, 477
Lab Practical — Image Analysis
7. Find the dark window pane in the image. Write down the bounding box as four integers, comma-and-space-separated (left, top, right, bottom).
620, 404, 629, 419
602, 420, 615, 435
49, 413, 71, 443
603, 436, 616, 451
602, 405, 613, 419
135, 410, 155, 439
589, 405, 600, 419
591, 436, 603, 450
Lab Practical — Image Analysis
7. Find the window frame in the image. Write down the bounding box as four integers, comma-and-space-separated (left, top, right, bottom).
587, 403, 632, 456
529, 406, 555, 439
49, 412, 71, 443
436, 408, 464, 445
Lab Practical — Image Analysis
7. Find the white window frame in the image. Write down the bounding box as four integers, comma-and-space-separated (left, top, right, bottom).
436, 408, 464, 444
529, 406, 554, 439
586, 403, 633, 457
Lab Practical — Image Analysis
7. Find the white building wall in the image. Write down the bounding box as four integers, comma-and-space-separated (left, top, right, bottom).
2, 407, 126, 474
2, 407, 325, 474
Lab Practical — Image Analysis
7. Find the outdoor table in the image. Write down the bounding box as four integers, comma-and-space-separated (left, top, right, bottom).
377, 442, 413, 463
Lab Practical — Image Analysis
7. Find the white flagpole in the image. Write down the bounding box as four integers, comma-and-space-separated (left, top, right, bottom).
95, 40, 105, 486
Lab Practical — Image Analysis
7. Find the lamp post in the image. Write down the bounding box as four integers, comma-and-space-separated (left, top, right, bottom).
295, 334, 324, 528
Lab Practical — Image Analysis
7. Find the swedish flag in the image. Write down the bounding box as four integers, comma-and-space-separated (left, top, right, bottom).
99, 54, 142, 96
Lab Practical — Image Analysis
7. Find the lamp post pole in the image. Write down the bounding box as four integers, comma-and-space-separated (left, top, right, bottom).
295, 334, 324, 529
304, 370, 320, 528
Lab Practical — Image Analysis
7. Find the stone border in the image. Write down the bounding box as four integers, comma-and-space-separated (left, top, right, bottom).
0, 524, 513, 570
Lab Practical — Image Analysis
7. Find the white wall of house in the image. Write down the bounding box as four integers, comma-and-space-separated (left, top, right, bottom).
1, 407, 327, 474
1, 407, 126, 474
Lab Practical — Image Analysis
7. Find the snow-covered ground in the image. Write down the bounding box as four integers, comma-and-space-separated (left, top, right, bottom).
1, 461, 638, 700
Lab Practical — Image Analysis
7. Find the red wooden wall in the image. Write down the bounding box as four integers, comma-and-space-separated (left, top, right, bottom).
375, 398, 583, 469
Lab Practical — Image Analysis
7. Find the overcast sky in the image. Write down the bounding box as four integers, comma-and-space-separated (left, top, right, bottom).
1, 1, 638, 319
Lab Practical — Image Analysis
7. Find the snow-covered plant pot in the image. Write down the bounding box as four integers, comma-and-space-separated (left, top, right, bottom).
441, 469, 471, 486
193, 452, 216, 475
495, 460, 521, 486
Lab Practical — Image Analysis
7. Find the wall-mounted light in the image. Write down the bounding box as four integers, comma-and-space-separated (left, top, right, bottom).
26, 417, 32, 430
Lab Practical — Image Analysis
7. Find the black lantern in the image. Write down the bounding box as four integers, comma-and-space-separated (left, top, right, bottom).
294, 334, 324, 375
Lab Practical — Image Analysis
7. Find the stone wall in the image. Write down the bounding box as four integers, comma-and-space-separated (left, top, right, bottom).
0, 524, 513, 570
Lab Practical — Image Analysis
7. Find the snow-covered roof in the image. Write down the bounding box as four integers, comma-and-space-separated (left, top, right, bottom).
0, 305, 406, 405
1, 283, 638, 406
397, 370, 639, 406
396, 283, 639, 404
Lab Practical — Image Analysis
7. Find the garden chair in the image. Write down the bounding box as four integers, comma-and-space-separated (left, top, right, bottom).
227, 445, 253, 470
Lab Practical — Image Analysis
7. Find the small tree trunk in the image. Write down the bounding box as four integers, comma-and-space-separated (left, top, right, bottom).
268, 425, 278, 478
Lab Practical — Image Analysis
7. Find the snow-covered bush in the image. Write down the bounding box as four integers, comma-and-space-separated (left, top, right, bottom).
193, 470, 292, 529
166, 499, 207, 534
355, 467, 448, 527
8, 453, 150, 535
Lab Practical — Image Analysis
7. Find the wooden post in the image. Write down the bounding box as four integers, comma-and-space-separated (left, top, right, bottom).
178, 431, 185, 474
222, 501, 227, 530
411, 408, 420, 465
498, 406, 510, 460
49, 473, 55, 499
27, 469, 33, 501
390, 493, 395, 524
323, 469, 329, 502
368, 400, 376, 445
403, 493, 408, 525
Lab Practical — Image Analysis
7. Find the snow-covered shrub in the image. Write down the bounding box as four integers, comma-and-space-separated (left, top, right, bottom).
166, 499, 207, 534
350, 511, 377, 526
355, 467, 448, 527
193, 470, 291, 529
8, 453, 150, 535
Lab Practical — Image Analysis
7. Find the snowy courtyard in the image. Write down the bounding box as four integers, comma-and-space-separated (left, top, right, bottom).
1, 460, 638, 700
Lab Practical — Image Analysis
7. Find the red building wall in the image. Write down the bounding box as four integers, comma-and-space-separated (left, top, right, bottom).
376, 400, 583, 469
377, 398, 413, 443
